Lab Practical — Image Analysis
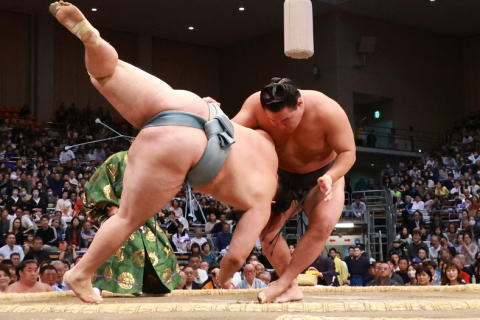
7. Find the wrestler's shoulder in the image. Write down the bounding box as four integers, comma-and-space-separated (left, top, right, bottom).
303, 90, 346, 117
242, 91, 262, 109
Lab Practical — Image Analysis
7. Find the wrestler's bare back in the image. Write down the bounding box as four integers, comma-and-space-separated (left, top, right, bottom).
233, 90, 351, 174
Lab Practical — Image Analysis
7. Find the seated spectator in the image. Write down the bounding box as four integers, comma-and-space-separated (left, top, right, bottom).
351, 197, 366, 217
236, 264, 267, 289
35, 216, 58, 251
51, 260, 69, 291
201, 243, 217, 265
172, 225, 191, 253
424, 193, 435, 211
418, 248, 428, 263
411, 196, 424, 211
188, 254, 208, 285
396, 227, 412, 246
199, 261, 209, 272
28, 188, 47, 220
366, 261, 400, 286
166, 211, 182, 236
182, 266, 201, 290
191, 227, 207, 247
25, 237, 51, 265
51, 218, 64, 243
175, 271, 187, 290
59, 242, 78, 265
0, 234, 24, 260
255, 263, 265, 278
414, 265, 432, 286
215, 224, 232, 252
458, 232, 478, 265
5, 187, 25, 216
355, 178, 368, 191
423, 260, 441, 285
452, 256, 470, 283
457, 254, 474, 278
204, 201, 219, 219
46, 188, 57, 208
56, 191, 73, 223
434, 181, 449, 198
395, 257, 411, 285
40, 265, 62, 291
4, 260, 53, 293
258, 271, 271, 286
305, 255, 340, 286
407, 230, 429, 261
64, 217, 83, 250
446, 223, 458, 245
9, 207, 35, 236
429, 236, 442, 261
168, 199, 183, 219
442, 262, 467, 285
10, 252, 21, 267
408, 211, 425, 233
8, 218, 25, 246
386, 259, 404, 285
210, 213, 229, 236
80, 221, 96, 249
429, 212, 446, 233
205, 214, 218, 235
0, 264, 11, 293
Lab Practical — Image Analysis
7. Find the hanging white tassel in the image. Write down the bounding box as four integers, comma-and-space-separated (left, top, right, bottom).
284, 0, 314, 59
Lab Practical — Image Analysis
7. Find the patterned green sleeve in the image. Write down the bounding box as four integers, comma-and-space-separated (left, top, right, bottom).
84, 151, 128, 226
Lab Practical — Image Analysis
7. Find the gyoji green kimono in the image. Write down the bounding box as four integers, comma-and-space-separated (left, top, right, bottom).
84, 151, 183, 294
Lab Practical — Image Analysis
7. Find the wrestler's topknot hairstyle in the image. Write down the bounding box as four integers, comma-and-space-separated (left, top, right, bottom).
260, 78, 301, 112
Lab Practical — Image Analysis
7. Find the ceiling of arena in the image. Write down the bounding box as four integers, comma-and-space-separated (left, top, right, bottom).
1, 0, 479, 48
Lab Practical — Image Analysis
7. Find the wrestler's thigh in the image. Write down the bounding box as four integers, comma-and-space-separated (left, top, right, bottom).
116, 127, 205, 224
303, 178, 345, 232
91, 60, 208, 128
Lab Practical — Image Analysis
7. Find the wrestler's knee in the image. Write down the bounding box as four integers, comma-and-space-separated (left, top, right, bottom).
221, 254, 243, 271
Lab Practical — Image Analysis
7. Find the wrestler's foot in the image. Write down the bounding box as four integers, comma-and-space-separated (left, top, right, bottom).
274, 283, 304, 303
257, 280, 286, 303
64, 269, 103, 304
49, 1, 99, 46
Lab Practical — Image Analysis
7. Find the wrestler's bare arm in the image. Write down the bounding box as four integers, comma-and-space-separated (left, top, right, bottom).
231, 92, 261, 129
322, 100, 356, 183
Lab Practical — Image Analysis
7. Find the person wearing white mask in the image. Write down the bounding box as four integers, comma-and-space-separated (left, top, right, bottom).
46, 187, 58, 209
405, 265, 417, 286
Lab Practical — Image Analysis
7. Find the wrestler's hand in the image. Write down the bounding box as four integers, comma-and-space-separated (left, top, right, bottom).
107, 206, 119, 217
317, 174, 333, 202
202, 97, 221, 106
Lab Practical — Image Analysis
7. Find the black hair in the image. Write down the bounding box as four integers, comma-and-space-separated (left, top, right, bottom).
272, 175, 294, 215
399, 257, 409, 264
40, 215, 49, 221
10, 253, 20, 259
39, 264, 57, 275
33, 237, 43, 243
260, 78, 301, 112
414, 265, 433, 281
17, 259, 38, 273
0, 259, 13, 266
329, 247, 337, 253
0, 264, 12, 279
188, 253, 202, 261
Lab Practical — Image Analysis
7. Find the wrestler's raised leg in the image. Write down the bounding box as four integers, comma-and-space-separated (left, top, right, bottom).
51, 1, 207, 128
64, 127, 206, 303
259, 178, 345, 303
259, 203, 303, 303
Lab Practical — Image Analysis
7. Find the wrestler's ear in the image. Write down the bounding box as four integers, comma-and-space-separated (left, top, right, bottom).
296, 97, 304, 109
